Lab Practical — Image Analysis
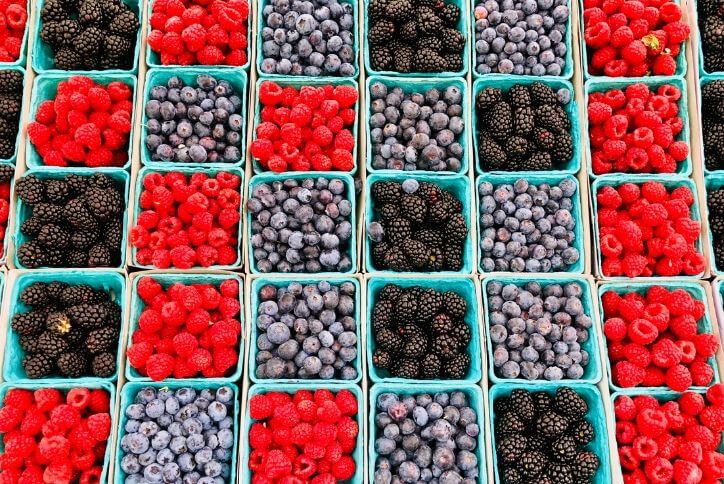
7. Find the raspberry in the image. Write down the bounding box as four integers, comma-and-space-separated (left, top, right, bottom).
673, 460, 703, 484
628, 318, 658, 345
666, 364, 693, 392
694, 334, 719, 358
621, 40, 647, 64
636, 408, 668, 438
625, 343, 651, 367
588, 101, 613, 124
691, 360, 715, 387
86, 413, 110, 441
297, 399, 317, 422
331, 455, 355, 480
39, 435, 71, 463
632, 435, 658, 460
34, 389, 63, 413
145, 353, 174, 381
189, 348, 212, 371
650, 338, 681, 368
3, 390, 33, 412
614, 360, 646, 388
604, 317, 627, 342
645, 457, 674, 483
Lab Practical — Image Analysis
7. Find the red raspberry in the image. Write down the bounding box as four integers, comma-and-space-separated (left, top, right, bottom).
249, 423, 272, 450
621, 40, 647, 65
604, 317, 627, 342
666, 364, 693, 392
636, 407, 668, 438
650, 338, 681, 368
73, 123, 104, 150
617, 420, 638, 444
673, 460, 703, 484
614, 361, 646, 388
625, 343, 651, 368
588, 101, 613, 124
264, 449, 292, 480
86, 413, 110, 441
632, 435, 658, 460
628, 318, 658, 345
331, 455, 355, 480
694, 333, 719, 358
645, 457, 674, 483
691, 360, 715, 387
250, 394, 274, 420
39, 435, 70, 463
145, 353, 174, 381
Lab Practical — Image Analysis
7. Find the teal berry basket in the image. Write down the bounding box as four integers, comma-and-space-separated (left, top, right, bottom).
366, 276, 482, 384
471, 76, 581, 175
141, 68, 248, 168
599, 281, 721, 393
125, 273, 244, 383
242, 383, 364, 484
248, 276, 362, 384
12, 168, 130, 269
2, 270, 126, 383
585, 76, 692, 178
369, 383, 486, 482
26, 73, 137, 171
247, 171, 358, 274
365, 76, 470, 175
705, 173, 724, 274
489, 382, 611, 484
475, 173, 585, 274
251, 77, 360, 175
482, 274, 602, 385
0, 0, 29, 67
0, 66, 26, 165
116, 381, 240, 484
131, 165, 244, 269
590, 174, 705, 279
365, 172, 474, 274
700, 74, 724, 176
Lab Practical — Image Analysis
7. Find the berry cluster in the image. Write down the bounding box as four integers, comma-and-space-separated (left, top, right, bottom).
27, 76, 133, 168
248, 389, 359, 482
127, 277, 241, 381
702, 80, 724, 172
589, 83, 688, 175
0, 70, 22, 160
251, 81, 357, 172
0, 0, 26, 62
596, 181, 705, 277
602, 285, 719, 391
0, 387, 112, 483
698, 0, 724, 72
0, 165, 13, 257
614, 387, 724, 482
130, 171, 241, 268
148, 0, 249, 66
583, 0, 690, 76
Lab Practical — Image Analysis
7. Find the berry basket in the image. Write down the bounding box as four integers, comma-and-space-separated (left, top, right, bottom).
248, 275, 362, 384
366, 275, 483, 384
471, 76, 581, 175
25, 73, 137, 171
12, 168, 130, 269
0, 163, 14, 266
584, 76, 692, 178
692, 0, 716, 78
481, 274, 602, 385
0, 66, 26, 165
699, 74, 724, 176
246, 171, 358, 274
365, 75, 470, 175
2, 269, 127, 383
475, 173, 585, 274
712, 277, 724, 347
125, 272, 244, 383
0, 0, 29, 68
704, 173, 724, 274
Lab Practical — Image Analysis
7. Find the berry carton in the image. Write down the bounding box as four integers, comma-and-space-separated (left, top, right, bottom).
700, 74, 724, 176
704, 174, 724, 274
0, 66, 26, 165
0, 0, 29, 67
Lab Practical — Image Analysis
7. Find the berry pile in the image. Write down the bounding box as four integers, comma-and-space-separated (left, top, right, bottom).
708, 187, 724, 268
588, 83, 689, 175
369, 82, 465, 172
373, 391, 480, 483
368, 179, 468, 272
602, 285, 719, 391
702, 80, 724, 171
145, 74, 244, 164
0, 165, 13, 257
248, 389, 359, 481
614, 388, 724, 482
148, 0, 249, 66
11, 281, 122, 379
367, 0, 466, 73
119, 386, 236, 482
27, 75, 133, 168
251, 81, 357, 172
494, 388, 600, 483
0, 70, 23, 160
255, 281, 358, 380
127, 277, 241, 381
596, 181, 705, 277
698, 0, 724, 72
0, 387, 112, 483
582, 0, 690, 76
479, 178, 580, 272
476, 82, 574, 172
15, 173, 125, 268
473, 0, 570, 76
247, 177, 354, 273
260, 0, 355, 76
130, 171, 241, 268
488, 280, 593, 381
39, 0, 138, 70
371, 284, 472, 380
0, 0, 26, 62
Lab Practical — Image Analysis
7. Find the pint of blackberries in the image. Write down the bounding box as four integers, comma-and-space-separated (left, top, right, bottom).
0, 70, 22, 160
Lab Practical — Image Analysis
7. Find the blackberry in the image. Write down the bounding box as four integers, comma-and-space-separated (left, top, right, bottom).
532, 391, 553, 413
393, 45, 415, 73
92, 352, 116, 377
20, 283, 50, 307
67, 303, 108, 330
60, 284, 106, 307
85, 186, 123, 221
379, 284, 403, 302
416, 289, 442, 322
497, 435, 526, 464
551, 435, 578, 464
396, 290, 419, 321
399, 324, 427, 358
23, 354, 55, 379
372, 349, 392, 369
571, 420, 595, 446
399, 194, 427, 224
19, 219, 43, 239
34, 203, 65, 224
372, 300, 394, 333
476, 87, 503, 111
66, 250, 87, 267
521, 151, 553, 171
536, 104, 569, 134
73, 27, 103, 57
0, 70, 22, 94
494, 396, 511, 414
78, 0, 103, 25
37, 224, 70, 249
383, 245, 410, 270
401, 239, 428, 268
438, 3, 460, 25
57, 352, 88, 377
555, 387, 589, 420
509, 389, 536, 422
384, 217, 412, 244
47, 282, 69, 301
431, 314, 454, 335
505, 136, 529, 161
427, 198, 452, 223
385, 0, 413, 22
54, 19, 82, 47
46, 311, 72, 335
379, 203, 399, 221
415, 229, 442, 248
17, 241, 47, 268
64, 198, 97, 229
372, 181, 402, 203
368, 0, 389, 20
478, 135, 507, 170
513, 106, 535, 136
548, 464, 574, 484
502, 468, 523, 484
497, 412, 526, 436
440, 28, 464, 53
0, 97, 19, 120
520, 451, 547, 479
420, 353, 441, 378
399, 21, 418, 41
534, 127, 556, 151
102, 301, 122, 328
443, 353, 469, 378
41, 0, 69, 21
443, 53, 463, 72
551, 132, 574, 163
369, 20, 396, 45
372, 241, 391, 267
44, 248, 66, 267
489, 102, 513, 140
451, 322, 470, 346
19, 335, 40, 353
535, 411, 569, 439
37, 331, 70, 358
11, 311, 47, 336
431, 333, 459, 359
104, 219, 124, 251
426, 246, 444, 271
531, 82, 558, 106
395, 358, 419, 378
509, 85, 532, 107
71, 230, 99, 250
44, 180, 71, 204
105, 34, 133, 61
417, 7, 444, 35
376, 328, 403, 353
414, 48, 447, 72
16, 176, 45, 205
109, 10, 139, 38
443, 291, 466, 319
65, 174, 88, 195
442, 244, 463, 271
370, 47, 393, 71
574, 451, 600, 478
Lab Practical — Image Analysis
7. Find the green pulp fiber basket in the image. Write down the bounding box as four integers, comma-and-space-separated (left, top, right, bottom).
598, 281, 720, 393
472, 76, 581, 175
475, 173, 585, 274
131, 165, 244, 269
482, 274, 602, 385
251, 77, 360, 175
705, 173, 724, 274
26, 73, 137, 171
125, 272, 244, 383
3, 270, 126, 383
141, 67, 248, 168
249, 276, 362, 384
242, 383, 364, 484
12, 168, 130, 269
365, 76, 470, 175
0, 66, 25, 165
0, 0, 29, 68
116, 381, 240, 484
585, 77, 692, 178
700, 74, 724, 176
489, 382, 611, 484
366, 276, 482, 384
247, 171, 358, 274
590, 174, 704, 279
365, 172, 474, 274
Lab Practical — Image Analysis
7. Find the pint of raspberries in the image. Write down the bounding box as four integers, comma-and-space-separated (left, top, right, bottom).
0, 0, 27, 62
596, 180, 705, 277
250, 81, 358, 172
583, 0, 690, 76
